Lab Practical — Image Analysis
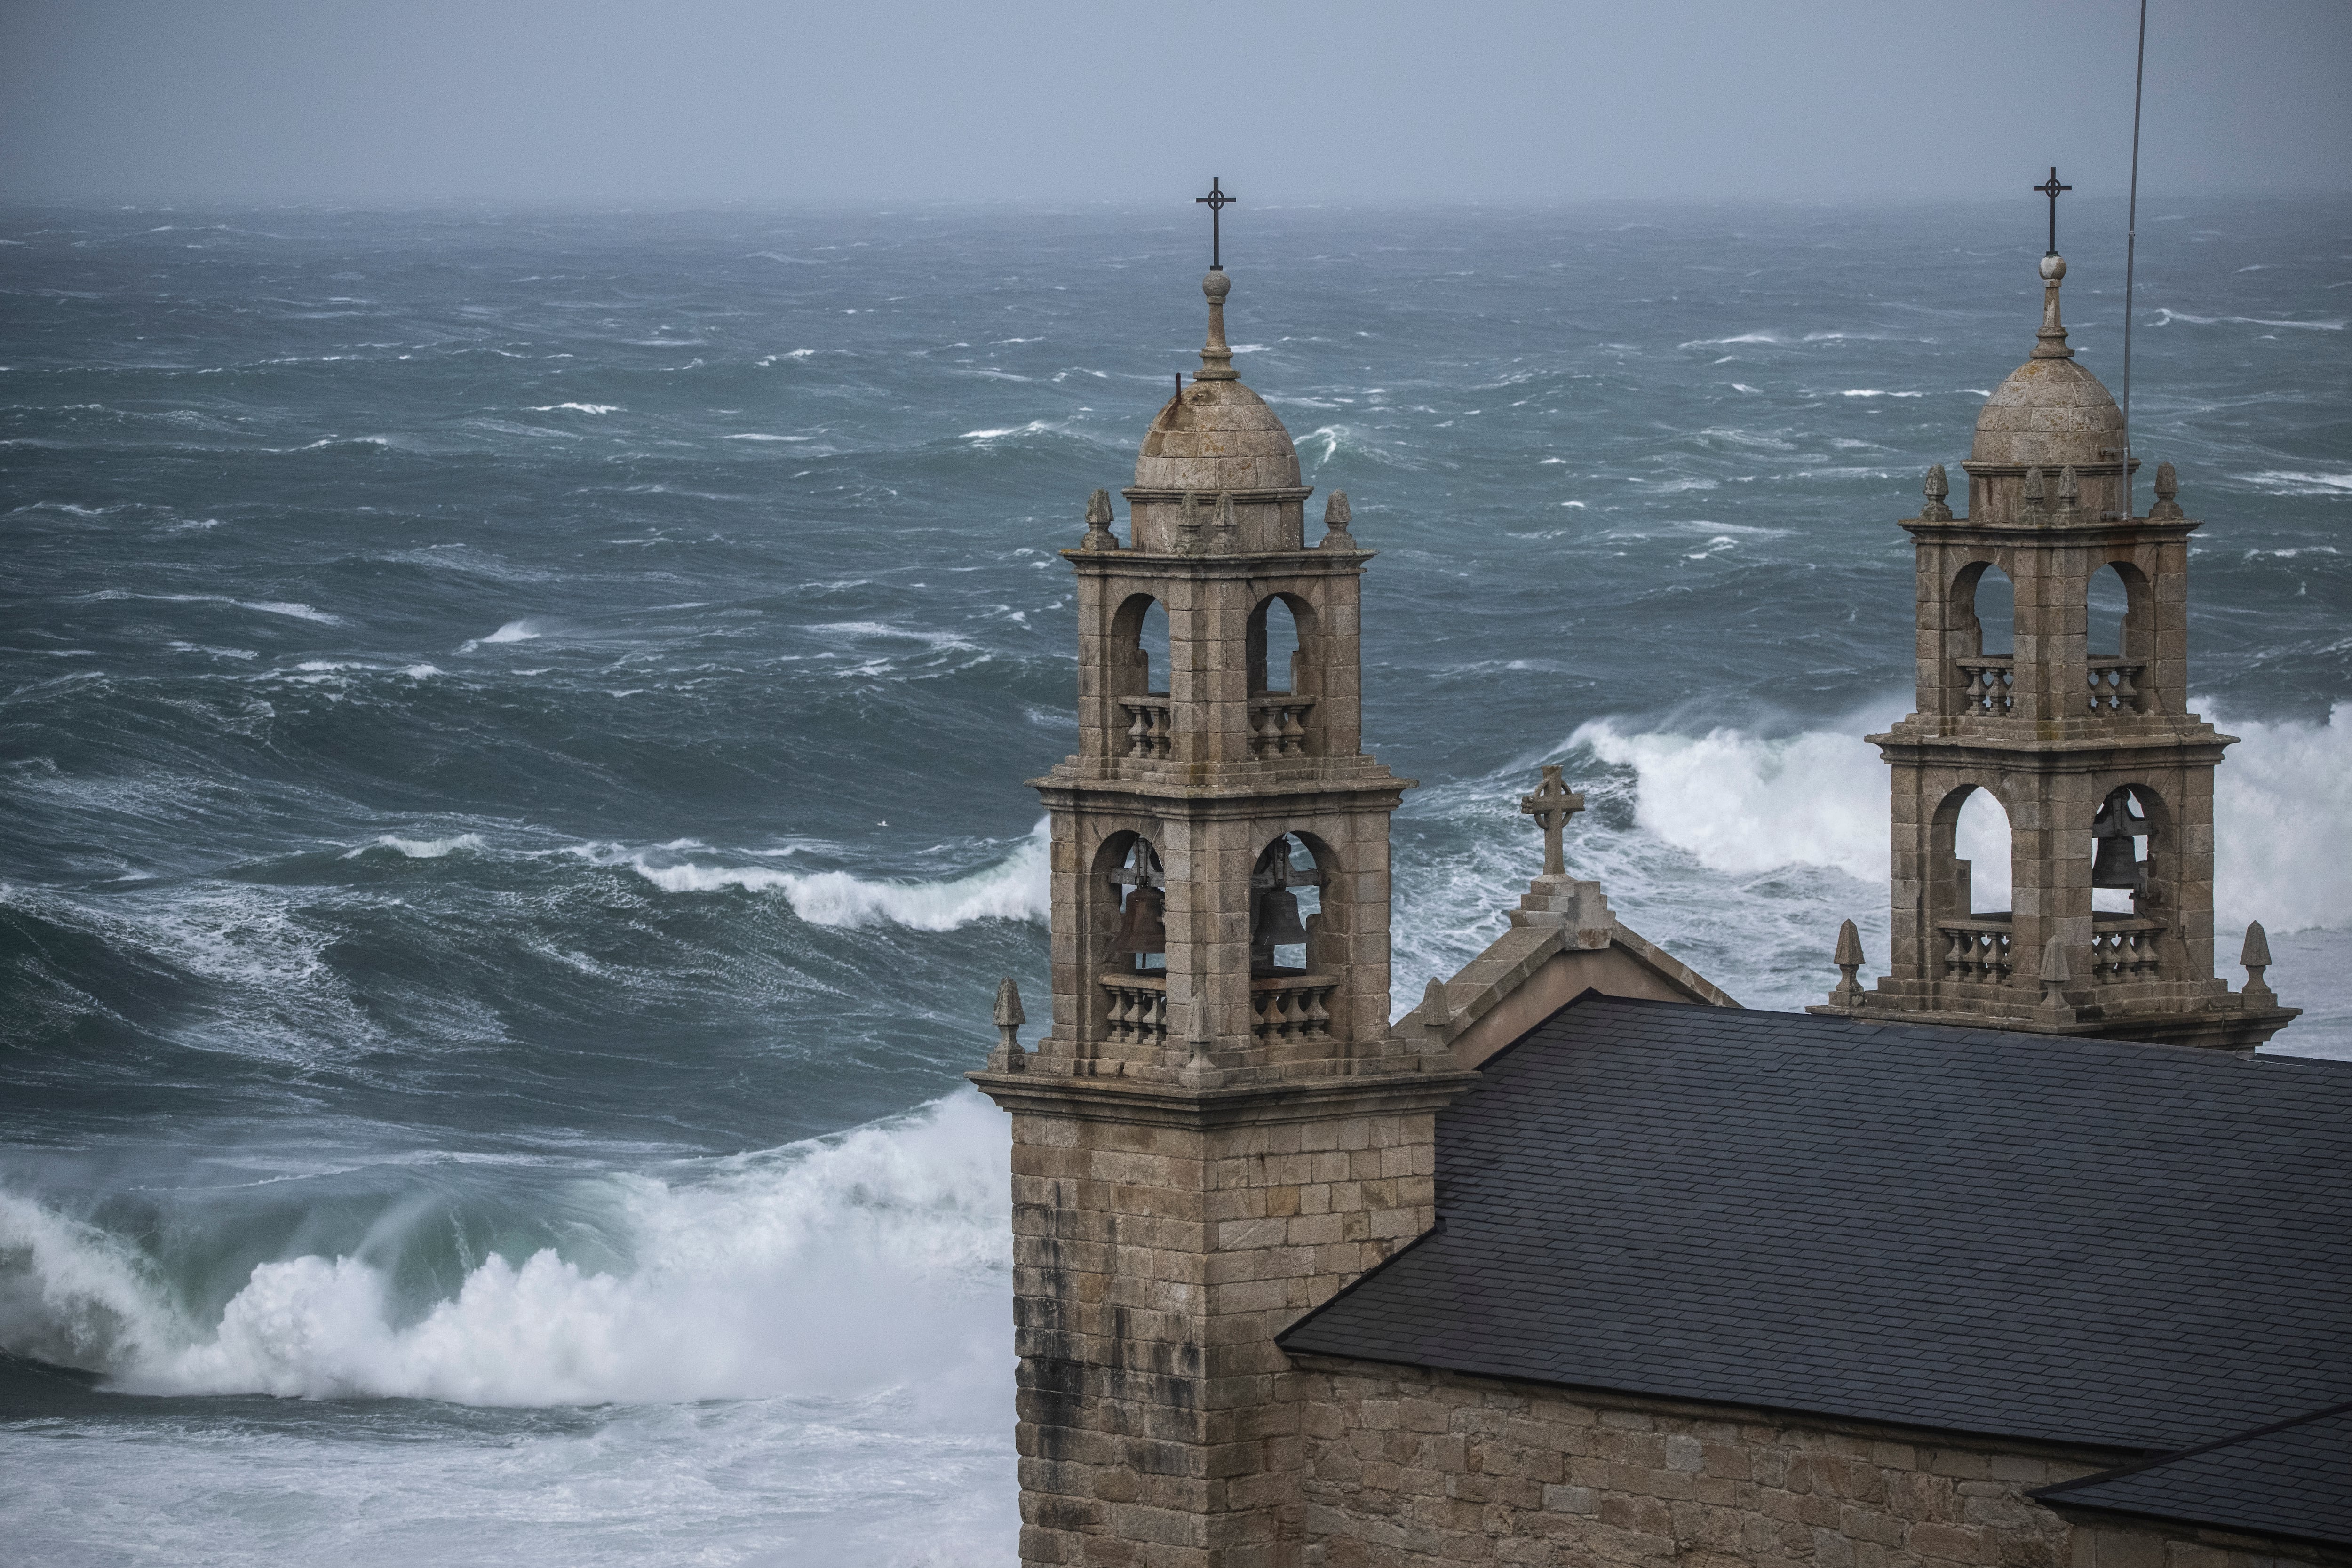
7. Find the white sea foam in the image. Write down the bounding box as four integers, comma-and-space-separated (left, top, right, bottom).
629, 820, 1049, 930
86, 589, 342, 624
527, 403, 619, 414
2238, 470, 2352, 496
0, 1093, 1011, 1405
464, 619, 545, 650
2151, 308, 2344, 331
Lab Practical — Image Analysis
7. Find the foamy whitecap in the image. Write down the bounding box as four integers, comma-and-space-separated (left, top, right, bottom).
344, 833, 486, 860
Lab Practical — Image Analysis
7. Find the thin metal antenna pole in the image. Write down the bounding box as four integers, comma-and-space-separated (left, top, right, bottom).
2122, 0, 2148, 517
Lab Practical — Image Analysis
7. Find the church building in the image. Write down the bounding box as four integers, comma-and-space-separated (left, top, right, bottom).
970, 205, 2349, 1568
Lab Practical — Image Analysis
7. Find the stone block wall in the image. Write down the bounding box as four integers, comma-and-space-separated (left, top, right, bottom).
2061, 1518, 2352, 1568
1291, 1359, 2129, 1568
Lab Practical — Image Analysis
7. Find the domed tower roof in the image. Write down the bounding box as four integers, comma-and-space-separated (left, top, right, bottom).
1134, 269, 1302, 493
1971, 253, 2127, 470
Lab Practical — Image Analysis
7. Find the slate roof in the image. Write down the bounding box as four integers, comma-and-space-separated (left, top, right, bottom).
2035, 1401, 2352, 1549
1279, 994, 2352, 1455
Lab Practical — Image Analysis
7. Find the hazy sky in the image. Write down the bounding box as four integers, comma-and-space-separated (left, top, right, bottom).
4, 0, 2347, 206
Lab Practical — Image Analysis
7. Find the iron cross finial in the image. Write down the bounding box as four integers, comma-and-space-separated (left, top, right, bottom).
1519, 764, 1586, 878
1195, 177, 1236, 270
2034, 167, 2073, 256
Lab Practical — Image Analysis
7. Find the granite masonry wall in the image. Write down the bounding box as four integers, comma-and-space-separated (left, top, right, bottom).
1287, 1360, 2349, 1568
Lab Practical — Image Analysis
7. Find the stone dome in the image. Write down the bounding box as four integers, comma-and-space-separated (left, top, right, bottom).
1134, 271, 1302, 493
1970, 254, 2127, 470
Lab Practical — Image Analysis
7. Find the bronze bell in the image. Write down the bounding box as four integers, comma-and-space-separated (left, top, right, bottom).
1255, 885, 1310, 948
2091, 834, 2144, 890
2090, 788, 2146, 891
1111, 885, 1166, 955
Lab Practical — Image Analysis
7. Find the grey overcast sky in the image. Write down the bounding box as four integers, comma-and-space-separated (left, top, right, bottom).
3, 0, 2347, 206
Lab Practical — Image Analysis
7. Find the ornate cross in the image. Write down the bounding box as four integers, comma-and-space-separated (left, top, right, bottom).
1519, 764, 1585, 877
1196, 177, 1236, 270
2034, 167, 2072, 256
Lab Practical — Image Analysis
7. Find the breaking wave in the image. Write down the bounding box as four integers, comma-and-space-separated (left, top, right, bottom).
626, 820, 1050, 931
0, 1095, 1010, 1404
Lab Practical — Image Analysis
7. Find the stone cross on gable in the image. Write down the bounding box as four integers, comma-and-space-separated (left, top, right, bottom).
1519, 764, 1585, 877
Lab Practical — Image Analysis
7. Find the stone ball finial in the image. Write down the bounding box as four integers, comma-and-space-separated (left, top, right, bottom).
1202, 269, 1231, 302
2039, 253, 2066, 283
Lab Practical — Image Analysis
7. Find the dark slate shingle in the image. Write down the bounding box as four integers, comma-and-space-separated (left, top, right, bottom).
1278, 995, 2352, 1452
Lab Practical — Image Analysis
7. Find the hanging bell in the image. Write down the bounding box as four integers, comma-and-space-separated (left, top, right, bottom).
2091, 834, 2145, 891
2090, 788, 2145, 891
1255, 885, 1310, 948
1111, 885, 1167, 955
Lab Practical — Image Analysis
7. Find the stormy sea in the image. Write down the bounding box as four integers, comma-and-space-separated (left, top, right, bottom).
3, 199, 2347, 1565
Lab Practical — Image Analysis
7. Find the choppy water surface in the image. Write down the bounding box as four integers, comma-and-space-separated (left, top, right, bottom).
3, 200, 2347, 1565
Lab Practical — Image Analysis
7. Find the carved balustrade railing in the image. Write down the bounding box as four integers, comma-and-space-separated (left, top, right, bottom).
1956, 657, 2014, 715
2090, 915, 2165, 981
1119, 697, 1173, 759
2086, 658, 2145, 715
1939, 916, 2014, 980
1100, 972, 1168, 1044
1248, 696, 1316, 759
1250, 972, 1337, 1042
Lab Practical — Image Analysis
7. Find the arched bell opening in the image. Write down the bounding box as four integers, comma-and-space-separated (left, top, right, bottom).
1109, 593, 1170, 699
1249, 832, 1329, 979
1950, 560, 2016, 716
1098, 832, 1167, 973
1957, 560, 2015, 656
2086, 562, 2151, 714
1931, 784, 2017, 984
1930, 784, 2015, 920
1246, 592, 1320, 758
2090, 783, 2169, 917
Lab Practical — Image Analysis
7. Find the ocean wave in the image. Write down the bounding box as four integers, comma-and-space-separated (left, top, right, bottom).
458, 618, 546, 652
0, 1093, 1011, 1404
527, 403, 619, 414
342, 833, 486, 860
627, 821, 1049, 931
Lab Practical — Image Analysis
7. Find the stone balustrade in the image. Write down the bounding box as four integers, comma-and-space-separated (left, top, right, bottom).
1248, 696, 1316, 759
1956, 657, 2014, 715
2085, 658, 2144, 715
2090, 915, 2164, 981
1940, 916, 2013, 980
1099, 972, 1168, 1044
1119, 696, 1172, 758
1250, 972, 1337, 1040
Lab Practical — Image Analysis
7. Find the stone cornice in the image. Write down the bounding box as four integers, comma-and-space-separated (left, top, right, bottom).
967, 1060, 1478, 1130
1062, 546, 1374, 574
1029, 767, 1414, 814
1869, 723, 2236, 769
1121, 486, 1315, 505
1898, 514, 2200, 544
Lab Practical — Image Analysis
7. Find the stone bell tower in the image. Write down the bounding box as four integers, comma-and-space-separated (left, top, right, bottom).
1820, 242, 2296, 1051
971, 250, 1471, 1567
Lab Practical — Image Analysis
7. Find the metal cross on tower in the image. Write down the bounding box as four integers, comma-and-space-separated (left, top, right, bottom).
1195, 177, 1236, 270
1519, 764, 1585, 878
2034, 167, 2073, 256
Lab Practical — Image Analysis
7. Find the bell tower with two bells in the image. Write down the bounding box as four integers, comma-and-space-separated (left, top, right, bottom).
1820, 181, 2295, 1051
971, 190, 1471, 1568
